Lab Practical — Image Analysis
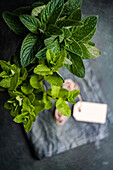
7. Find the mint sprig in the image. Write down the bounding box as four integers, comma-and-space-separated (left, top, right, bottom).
1, 0, 101, 132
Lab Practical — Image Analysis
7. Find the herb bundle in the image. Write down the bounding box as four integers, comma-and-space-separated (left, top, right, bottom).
0, 0, 101, 132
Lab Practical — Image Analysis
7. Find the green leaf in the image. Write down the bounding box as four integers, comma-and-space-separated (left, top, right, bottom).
43, 92, 52, 110
35, 47, 47, 59
27, 93, 35, 104
56, 19, 83, 28
68, 8, 81, 21
0, 71, 11, 78
9, 71, 19, 90
51, 85, 60, 99
58, 88, 69, 100
22, 98, 35, 113
52, 50, 67, 71
65, 40, 82, 57
64, 57, 72, 65
47, 39, 60, 53
2, 12, 27, 36
16, 96, 23, 106
46, 25, 63, 35
46, 49, 56, 65
59, 34, 64, 43
0, 78, 11, 88
88, 41, 95, 47
61, 0, 82, 17
21, 83, 33, 94
56, 97, 71, 117
31, 5, 45, 17
11, 105, 20, 117
72, 16, 98, 41
13, 6, 32, 15
65, 52, 85, 78
84, 44, 101, 58
33, 100, 45, 116
20, 67, 28, 81
34, 64, 53, 76
8, 90, 25, 98
44, 36, 57, 46
63, 27, 71, 39
0, 60, 13, 72
4, 101, 12, 110
30, 74, 43, 89
24, 115, 33, 133
44, 72, 64, 86
68, 90, 80, 104
13, 112, 28, 123
40, 0, 63, 28
81, 27, 96, 43
19, 14, 41, 34
20, 33, 40, 67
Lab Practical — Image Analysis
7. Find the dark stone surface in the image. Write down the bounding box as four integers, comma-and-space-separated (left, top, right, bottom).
0, 0, 113, 170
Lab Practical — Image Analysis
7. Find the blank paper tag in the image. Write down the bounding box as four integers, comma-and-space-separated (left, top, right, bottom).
73, 101, 107, 124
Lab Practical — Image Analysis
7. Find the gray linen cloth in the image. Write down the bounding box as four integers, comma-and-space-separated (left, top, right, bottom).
26, 60, 113, 159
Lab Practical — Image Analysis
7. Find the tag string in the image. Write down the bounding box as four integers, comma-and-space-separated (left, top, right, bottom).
78, 94, 82, 112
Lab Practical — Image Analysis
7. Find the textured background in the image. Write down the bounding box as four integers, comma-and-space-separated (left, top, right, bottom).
0, 0, 113, 169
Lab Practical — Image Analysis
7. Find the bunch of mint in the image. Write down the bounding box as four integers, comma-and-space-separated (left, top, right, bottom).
0, 0, 101, 132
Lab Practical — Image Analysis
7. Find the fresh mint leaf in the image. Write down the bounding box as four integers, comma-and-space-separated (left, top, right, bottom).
0, 60, 13, 72
46, 25, 63, 35
14, 112, 28, 123
88, 41, 95, 47
11, 105, 20, 117
58, 88, 69, 100
31, 5, 45, 17
44, 36, 57, 46
0, 78, 11, 88
61, 0, 82, 17
68, 90, 80, 104
72, 16, 98, 41
56, 19, 83, 28
44, 72, 64, 86
21, 83, 33, 94
64, 57, 72, 65
33, 100, 45, 116
40, 0, 63, 29
9, 71, 20, 90
0, 71, 11, 78
65, 40, 82, 57
35, 47, 47, 59
2, 12, 27, 36
63, 27, 71, 39
68, 8, 81, 21
19, 14, 41, 34
30, 74, 43, 89
34, 64, 53, 76
84, 44, 101, 58
8, 90, 25, 98
22, 97, 35, 113
20, 67, 28, 81
81, 27, 96, 43
65, 52, 85, 78
20, 33, 40, 67
56, 97, 71, 117
27, 93, 35, 104
51, 85, 60, 99
43, 92, 52, 110
24, 115, 33, 133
